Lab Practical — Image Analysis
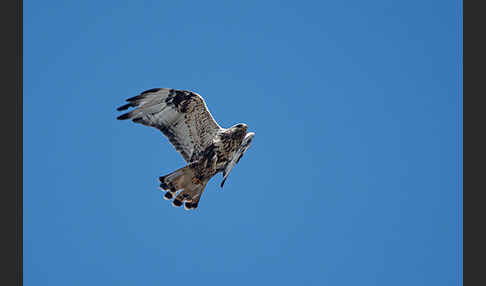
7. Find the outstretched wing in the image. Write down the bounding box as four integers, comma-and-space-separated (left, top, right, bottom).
220, 132, 255, 187
116, 88, 223, 162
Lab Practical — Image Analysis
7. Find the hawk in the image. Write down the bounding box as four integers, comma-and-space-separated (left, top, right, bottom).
116, 88, 255, 210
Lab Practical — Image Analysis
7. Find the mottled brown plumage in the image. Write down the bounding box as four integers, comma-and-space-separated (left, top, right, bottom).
116, 88, 254, 210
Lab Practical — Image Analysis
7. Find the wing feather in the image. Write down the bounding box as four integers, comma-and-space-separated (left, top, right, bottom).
221, 132, 255, 187
116, 88, 223, 162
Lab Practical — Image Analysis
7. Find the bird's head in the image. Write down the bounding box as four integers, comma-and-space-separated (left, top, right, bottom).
232, 123, 248, 133
231, 123, 248, 134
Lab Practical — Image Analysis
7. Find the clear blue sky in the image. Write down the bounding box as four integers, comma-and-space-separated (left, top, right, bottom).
24, 1, 462, 285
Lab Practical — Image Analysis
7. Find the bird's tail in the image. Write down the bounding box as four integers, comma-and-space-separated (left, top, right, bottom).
158, 162, 207, 210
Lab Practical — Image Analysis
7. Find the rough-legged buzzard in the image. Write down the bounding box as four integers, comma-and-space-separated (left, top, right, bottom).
116, 88, 255, 210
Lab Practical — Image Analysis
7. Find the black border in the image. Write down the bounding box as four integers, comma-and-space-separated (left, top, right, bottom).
1, 0, 22, 284
464, 0, 484, 284
19, 0, 23, 284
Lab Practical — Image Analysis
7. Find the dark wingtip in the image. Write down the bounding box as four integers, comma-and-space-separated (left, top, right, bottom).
124, 88, 162, 103
126, 94, 143, 102
116, 103, 135, 111
220, 178, 227, 188
141, 88, 162, 95
117, 113, 132, 120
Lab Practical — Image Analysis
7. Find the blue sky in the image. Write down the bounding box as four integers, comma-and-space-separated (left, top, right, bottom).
24, 1, 462, 285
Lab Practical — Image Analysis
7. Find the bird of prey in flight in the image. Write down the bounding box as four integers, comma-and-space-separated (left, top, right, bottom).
116, 88, 255, 210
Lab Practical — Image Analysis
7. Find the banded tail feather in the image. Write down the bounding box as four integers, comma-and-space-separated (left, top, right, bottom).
158, 162, 207, 210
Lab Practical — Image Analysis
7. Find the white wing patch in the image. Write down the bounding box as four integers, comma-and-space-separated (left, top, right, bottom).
220, 132, 255, 187
117, 88, 223, 162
